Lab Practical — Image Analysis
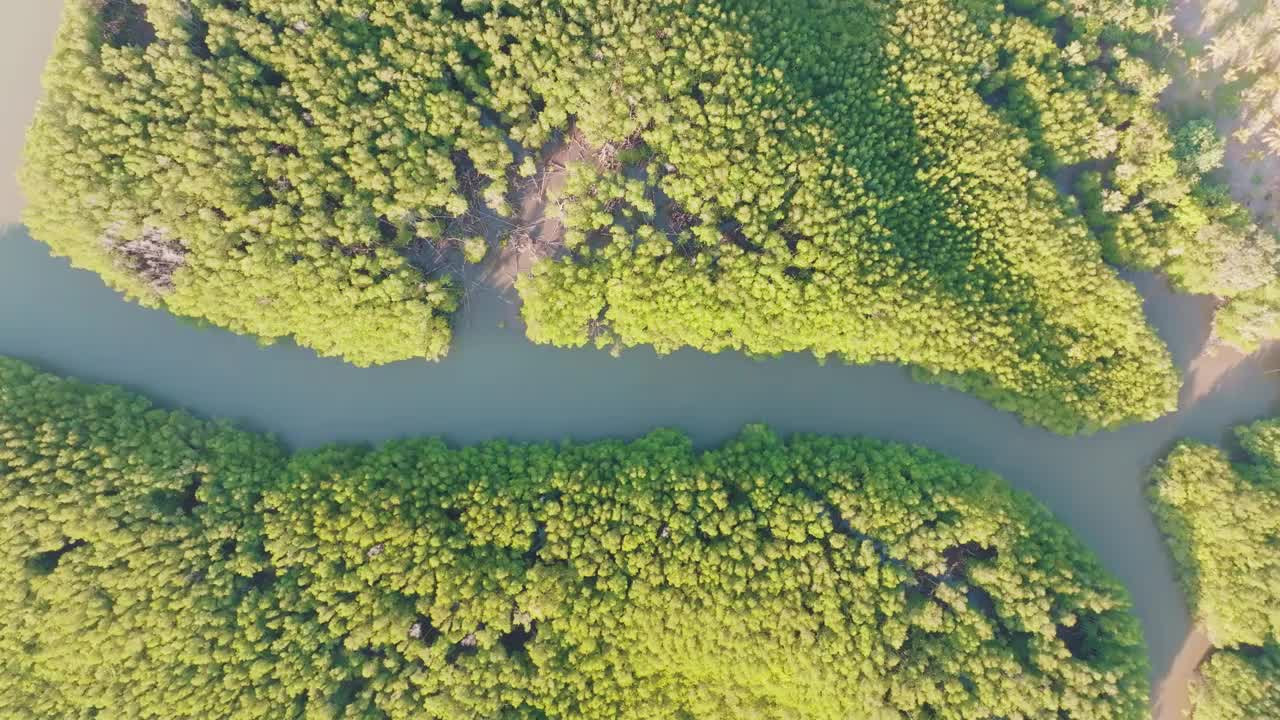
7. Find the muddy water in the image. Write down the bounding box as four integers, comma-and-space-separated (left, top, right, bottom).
2, 0, 1279, 713
0, 0, 62, 224
3, 225, 1278, 695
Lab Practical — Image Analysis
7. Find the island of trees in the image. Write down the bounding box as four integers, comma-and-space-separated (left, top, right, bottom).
1150, 418, 1280, 719
21, 0, 1279, 434
0, 357, 1150, 719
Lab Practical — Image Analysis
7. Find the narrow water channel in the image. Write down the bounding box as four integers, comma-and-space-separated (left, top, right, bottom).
2, 224, 1277, 689
3, 0, 1279, 707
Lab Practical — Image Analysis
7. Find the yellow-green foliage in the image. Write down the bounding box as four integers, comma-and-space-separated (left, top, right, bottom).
0, 357, 287, 718
1150, 420, 1280, 648
1038, 0, 1280, 354
1150, 419, 1280, 719
505, 0, 1183, 434
1190, 649, 1280, 720
0, 357, 1149, 719
23, 0, 477, 365
1212, 280, 1280, 355
21, 0, 1185, 432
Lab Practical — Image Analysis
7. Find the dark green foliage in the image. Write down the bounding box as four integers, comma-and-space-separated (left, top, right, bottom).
21, 0, 1185, 432
0, 357, 1149, 719
1172, 118, 1227, 177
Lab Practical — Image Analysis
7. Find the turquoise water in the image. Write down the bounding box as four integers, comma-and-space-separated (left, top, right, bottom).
3, 223, 1277, 685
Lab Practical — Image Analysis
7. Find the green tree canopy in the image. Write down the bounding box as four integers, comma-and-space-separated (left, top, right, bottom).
0, 356, 1149, 719
1190, 650, 1280, 720
1172, 118, 1227, 177
1150, 420, 1280, 647
20, 0, 1192, 433
1150, 419, 1280, 719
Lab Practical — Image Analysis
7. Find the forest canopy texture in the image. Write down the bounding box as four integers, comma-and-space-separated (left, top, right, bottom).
0, 357, 1149, 719
1149, 419, 1280, 719
19, 0, 1212, 434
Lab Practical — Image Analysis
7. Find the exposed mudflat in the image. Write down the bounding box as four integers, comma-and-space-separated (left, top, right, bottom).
1152, 626, 1212, 720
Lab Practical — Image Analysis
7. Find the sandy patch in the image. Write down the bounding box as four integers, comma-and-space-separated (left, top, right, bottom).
1182, 338, 1280, 407
1183, 341, 1246, 404
394, 134, 589, 331
1151, 625, 1212, 720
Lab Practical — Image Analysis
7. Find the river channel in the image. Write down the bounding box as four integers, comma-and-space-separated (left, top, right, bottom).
2, 0, 1278, 710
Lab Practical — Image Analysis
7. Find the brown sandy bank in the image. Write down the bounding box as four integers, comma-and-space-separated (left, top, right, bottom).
1152, 625, 1212, 720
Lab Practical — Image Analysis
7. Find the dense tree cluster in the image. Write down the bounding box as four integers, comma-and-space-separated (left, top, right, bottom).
1078, 103, 1280, 354
0, 356, 288, 717
1149, 418, 1280, 719
22, 0, 1193, 432
1212, 280, 1280, 354
0, 357, 1149, 719
1182, 0, 1280, 158
1034, 0, 1280, 354
24, 0, 492, 365
1150, 419, 1280, 648
501, 0, 1185, 434
1190, 650, 1280, 720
